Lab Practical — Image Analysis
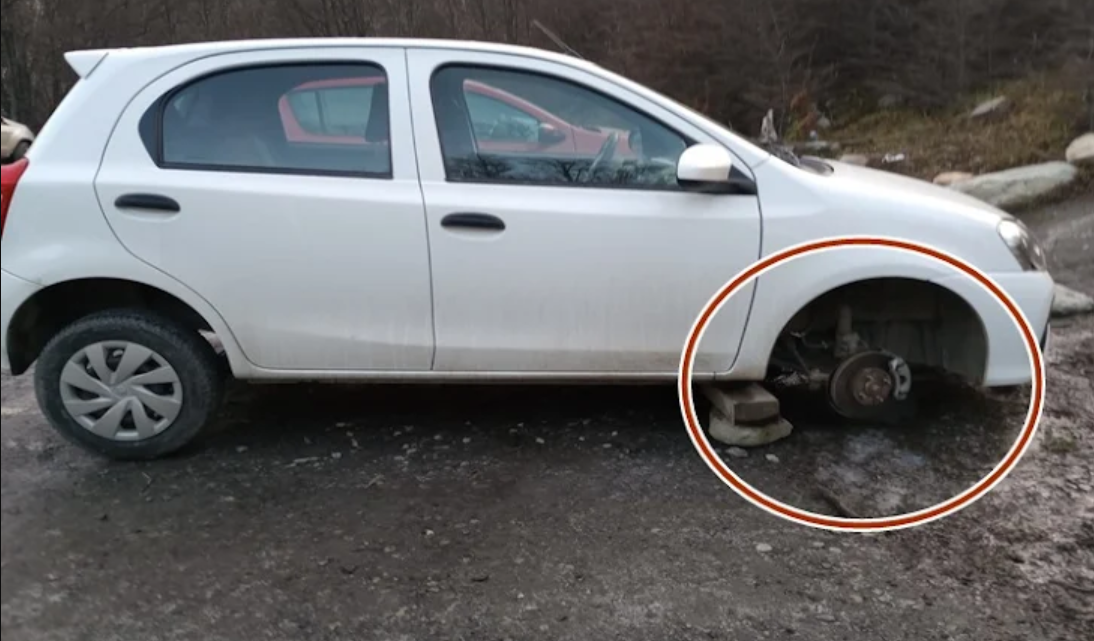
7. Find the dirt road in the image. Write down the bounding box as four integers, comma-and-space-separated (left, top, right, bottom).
3, 198, 1091, 641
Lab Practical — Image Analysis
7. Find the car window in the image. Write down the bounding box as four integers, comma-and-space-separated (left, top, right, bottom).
287, 85, 376, 138
431, 65, 690, 189
157, 63, 391, 177
465, 92, 541, 143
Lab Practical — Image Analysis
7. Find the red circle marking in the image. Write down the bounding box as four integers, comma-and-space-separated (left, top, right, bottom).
678, 236, 1046, 532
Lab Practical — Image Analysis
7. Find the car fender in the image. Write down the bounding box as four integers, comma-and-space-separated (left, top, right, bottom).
4, 232, 255, 378
719, 246, 1000, 382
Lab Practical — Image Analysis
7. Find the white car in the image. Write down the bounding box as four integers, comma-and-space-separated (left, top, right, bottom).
0, 39, 1054, 460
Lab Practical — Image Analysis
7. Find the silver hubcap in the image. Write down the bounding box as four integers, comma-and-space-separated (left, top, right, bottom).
60, 342, 183, 442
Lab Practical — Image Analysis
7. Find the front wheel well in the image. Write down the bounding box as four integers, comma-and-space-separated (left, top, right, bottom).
769, 277, 989, 385
6, 278, 215, 376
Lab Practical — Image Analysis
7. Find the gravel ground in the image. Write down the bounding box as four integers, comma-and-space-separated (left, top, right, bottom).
2, 197, 1091, 641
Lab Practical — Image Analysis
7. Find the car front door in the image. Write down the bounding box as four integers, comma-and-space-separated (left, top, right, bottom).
94, 48, 435, 372
407, 49, 763, 375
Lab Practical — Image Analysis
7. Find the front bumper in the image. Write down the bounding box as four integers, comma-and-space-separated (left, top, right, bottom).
931, 270, 1055, 387
1, 269, 42, 374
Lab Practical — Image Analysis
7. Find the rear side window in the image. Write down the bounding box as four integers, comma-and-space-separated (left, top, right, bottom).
143, 63, 392, 178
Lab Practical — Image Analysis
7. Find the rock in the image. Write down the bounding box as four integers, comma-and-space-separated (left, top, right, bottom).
765, 454, 781, 464
878, 94, 903, 110
725, 447, 750, 459
756, 543, 774, 554
970, 96, 1011, 120
1052, 285, 1094, 318
839, 154, 869, 166
950, 162, 1078, 209
933, 171, 974, 187
1066, 133, 1094, 166
816, 116, 832, 130
710, 409, 794, 448
701, 383, 781, 424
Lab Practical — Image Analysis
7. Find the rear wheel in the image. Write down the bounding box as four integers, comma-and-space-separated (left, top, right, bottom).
34, 311, 225, 461
10, 141, 30, 162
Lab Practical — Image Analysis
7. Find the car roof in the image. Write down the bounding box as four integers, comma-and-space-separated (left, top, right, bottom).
73, 38, 600, 73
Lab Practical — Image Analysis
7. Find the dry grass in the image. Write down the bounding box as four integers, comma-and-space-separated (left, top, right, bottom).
819, 72, 1090, 188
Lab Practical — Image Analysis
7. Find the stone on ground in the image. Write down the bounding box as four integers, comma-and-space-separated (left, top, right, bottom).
970, 96, 1011, 120
709, 409, 794, 448
1052, 285, 1094, 318
933, 171, 974, 186
701, 384, 781, 424
950, 162, 1078, 209
839, 154, 870, 166
1066, 133, 1094, 166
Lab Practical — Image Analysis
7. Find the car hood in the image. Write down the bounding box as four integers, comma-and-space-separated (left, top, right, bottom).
821, 158, 1015, 224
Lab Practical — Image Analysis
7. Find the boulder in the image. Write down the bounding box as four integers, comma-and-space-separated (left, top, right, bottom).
970, 96, 1011, 120
1065, 133, 1094, 166
933, 171, 975, 186
839, 154, 870, 166
878, 94, 903, 110
949, 162, 1078, 209
1052, 285, 1094, 318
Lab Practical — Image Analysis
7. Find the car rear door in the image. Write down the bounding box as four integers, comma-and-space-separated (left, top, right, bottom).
406, 48, 763, 375
94, 47, 435, 373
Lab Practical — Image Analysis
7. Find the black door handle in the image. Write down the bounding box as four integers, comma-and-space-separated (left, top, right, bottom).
441, 212, 506, 232
115, 194, 181, 213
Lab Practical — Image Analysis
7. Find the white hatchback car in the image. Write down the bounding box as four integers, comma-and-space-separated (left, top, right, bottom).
1, 39, 1054, 460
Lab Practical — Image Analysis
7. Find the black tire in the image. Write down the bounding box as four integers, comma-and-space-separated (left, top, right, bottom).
34, 310, 225, 461
10, 141, 30, 162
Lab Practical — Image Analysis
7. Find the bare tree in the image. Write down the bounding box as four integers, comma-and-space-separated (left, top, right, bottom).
0, 0, 1087, 132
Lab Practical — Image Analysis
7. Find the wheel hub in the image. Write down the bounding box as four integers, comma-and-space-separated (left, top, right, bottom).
828, 351, 911, 421
850, 366, 894, 406
58, 341, 183, 442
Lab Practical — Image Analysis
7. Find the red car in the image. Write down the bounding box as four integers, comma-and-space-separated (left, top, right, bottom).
278, 75, 634, 157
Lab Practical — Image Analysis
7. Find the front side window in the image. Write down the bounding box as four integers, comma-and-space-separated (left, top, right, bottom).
157, 63, 391, 177
465, 91, 541, 144
431, 66, 691, 189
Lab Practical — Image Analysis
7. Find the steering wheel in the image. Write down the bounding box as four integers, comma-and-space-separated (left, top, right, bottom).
585, 131, 620, 182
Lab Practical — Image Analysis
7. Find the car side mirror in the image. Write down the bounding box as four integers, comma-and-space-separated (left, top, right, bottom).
538, 123, 566, 146
677, 144, 735, 189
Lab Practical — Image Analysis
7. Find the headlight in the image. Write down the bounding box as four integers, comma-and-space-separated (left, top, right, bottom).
997, 219, 1048, 272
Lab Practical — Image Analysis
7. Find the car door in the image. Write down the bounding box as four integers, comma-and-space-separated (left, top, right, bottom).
407, 49, 763, 375
94, 48, 435, 372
